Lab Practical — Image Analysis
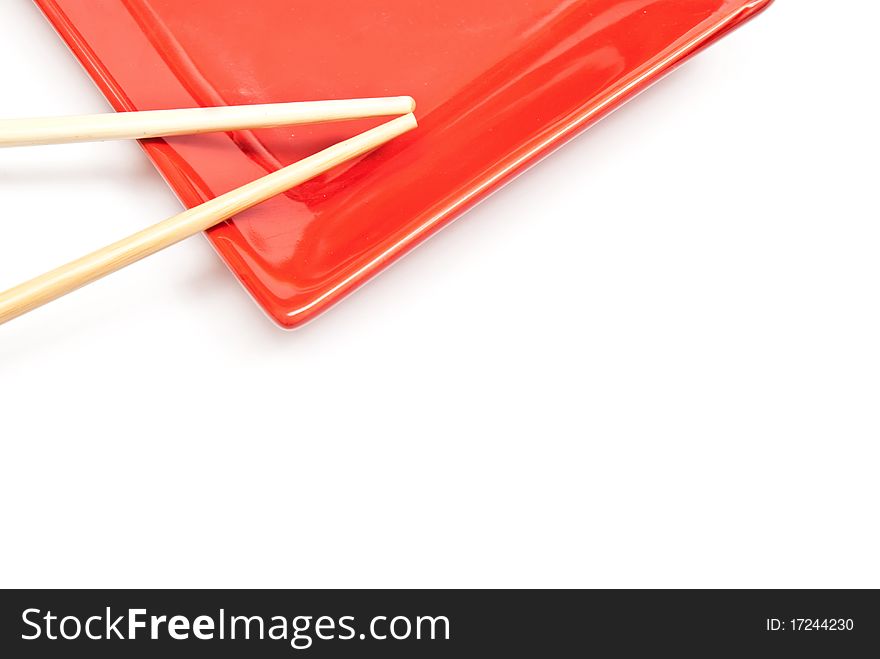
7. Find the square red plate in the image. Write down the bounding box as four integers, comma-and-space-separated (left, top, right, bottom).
35, 0, 772, 328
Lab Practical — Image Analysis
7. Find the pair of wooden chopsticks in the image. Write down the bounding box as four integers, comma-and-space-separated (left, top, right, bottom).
0, 96, 417, 325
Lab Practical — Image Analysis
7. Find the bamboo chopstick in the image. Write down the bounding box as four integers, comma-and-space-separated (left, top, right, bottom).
0, 112, 418, 325
0, 96, 416, 148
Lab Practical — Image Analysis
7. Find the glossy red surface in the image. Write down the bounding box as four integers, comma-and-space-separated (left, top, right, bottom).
36, 0, 772, 328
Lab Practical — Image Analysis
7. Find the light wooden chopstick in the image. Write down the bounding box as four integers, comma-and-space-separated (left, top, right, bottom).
0, 112, 417, 326
0, 96, 416, 147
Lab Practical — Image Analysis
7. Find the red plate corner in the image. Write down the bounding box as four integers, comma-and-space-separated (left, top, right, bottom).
35, 0, 773, 328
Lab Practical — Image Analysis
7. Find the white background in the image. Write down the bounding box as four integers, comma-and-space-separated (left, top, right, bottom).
1, 1, 877, 588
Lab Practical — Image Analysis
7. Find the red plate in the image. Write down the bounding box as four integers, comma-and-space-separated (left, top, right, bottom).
35, 0, 773, 328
